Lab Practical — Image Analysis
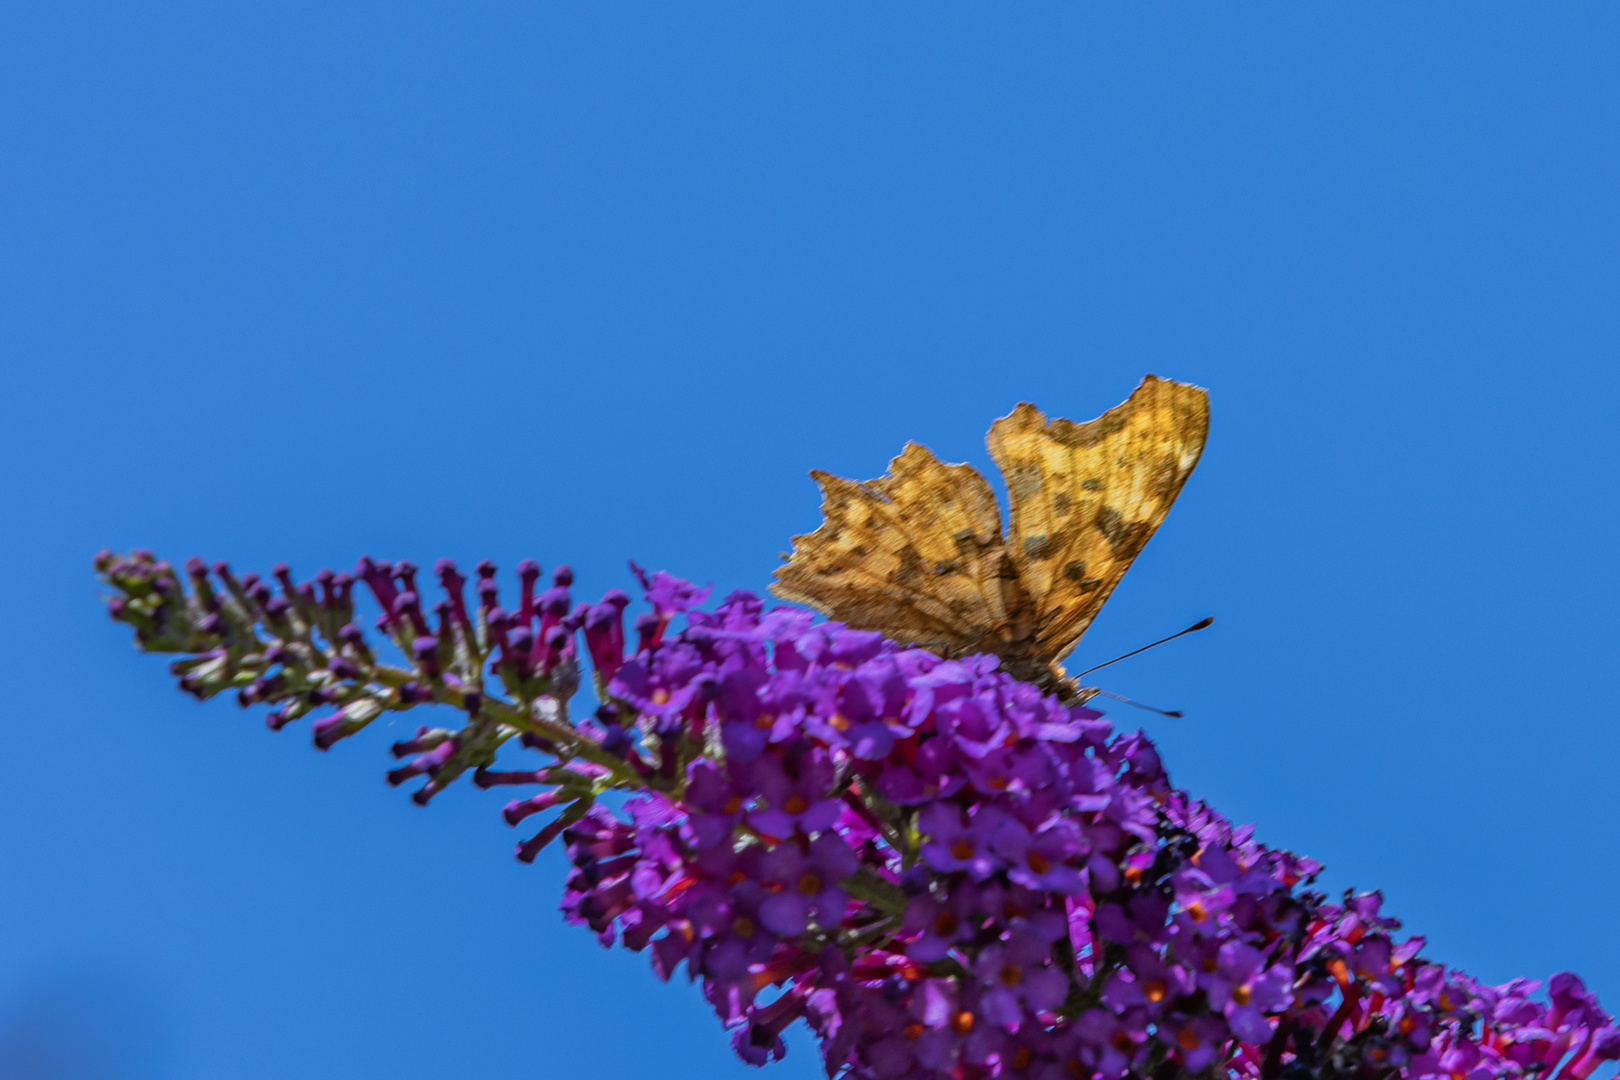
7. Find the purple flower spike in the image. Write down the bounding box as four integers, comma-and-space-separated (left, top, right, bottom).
99, 549, 1616, 1080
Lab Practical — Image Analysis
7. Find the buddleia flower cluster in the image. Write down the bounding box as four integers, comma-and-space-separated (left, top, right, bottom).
97, 549, 1618, 1080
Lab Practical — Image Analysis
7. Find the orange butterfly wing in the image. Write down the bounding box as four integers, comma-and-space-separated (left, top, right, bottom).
986, 374, 1209, 667
769, 441, 1022, 658
772, 375, 1208, 690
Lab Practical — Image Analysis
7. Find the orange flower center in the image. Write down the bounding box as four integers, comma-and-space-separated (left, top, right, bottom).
1178, 1029, 1201, 1051
1027, 852, 1051, 875
1145, 980, 1167, 1003
783, 795, 808, 815
950, 839, 975, 861
951, 1010, 975, 1035
733, 916, 755, 937
1000, 964, 1023, 987
797, 872, 823, 896
933, 911, 959, 936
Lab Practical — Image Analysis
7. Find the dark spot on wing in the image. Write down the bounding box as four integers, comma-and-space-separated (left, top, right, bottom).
1093, 506, 1150, 559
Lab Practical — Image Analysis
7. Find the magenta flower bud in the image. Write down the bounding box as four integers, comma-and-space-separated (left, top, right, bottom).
503, 788, 568, 826
504, 626, 534, 678
311, 714, 353, 750
634, 612, 660, 654
387, 738, 457, 786
394, 591, 430, 637
394, 559, 419, 596
1571, 1027, 1620, 1080
516, 815, 572, 864
484, 607, 512, 665
356, 556, 401, 627
435, 559, 474, 637
539, 624, 571, 674
517, 559, 541, 625
474, 767, 548, 789
390, 726, 450, 758
583, 602, 626, 682
411, 635, 441, 677
537, 585, 572, 663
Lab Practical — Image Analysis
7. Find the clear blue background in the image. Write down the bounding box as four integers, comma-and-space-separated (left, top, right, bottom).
1, 5, 1616, 1079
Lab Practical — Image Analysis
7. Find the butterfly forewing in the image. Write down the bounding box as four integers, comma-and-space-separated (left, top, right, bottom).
986, 375, 1209, 665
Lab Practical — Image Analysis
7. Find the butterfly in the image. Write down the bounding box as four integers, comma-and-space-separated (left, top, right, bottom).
770, 374, 1209, 701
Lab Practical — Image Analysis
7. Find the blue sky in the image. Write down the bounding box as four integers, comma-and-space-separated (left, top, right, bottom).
2, 4, 1616, 1078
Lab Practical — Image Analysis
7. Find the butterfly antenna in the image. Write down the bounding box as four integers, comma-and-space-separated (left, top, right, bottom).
1090, 689, 1184, 719
1073, 617, 1213, 680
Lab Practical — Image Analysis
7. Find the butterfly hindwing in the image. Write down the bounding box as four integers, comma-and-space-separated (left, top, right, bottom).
986, 374, 1209, 666
770, 441, 1013, 654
